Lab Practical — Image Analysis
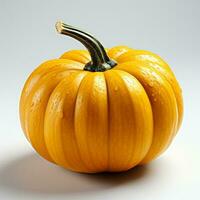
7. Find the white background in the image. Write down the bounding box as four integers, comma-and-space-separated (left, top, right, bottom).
0, 0, 199, 199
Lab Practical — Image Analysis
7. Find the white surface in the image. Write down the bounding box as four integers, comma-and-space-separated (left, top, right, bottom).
0, 139, 198, 200
0, 0, 200, 199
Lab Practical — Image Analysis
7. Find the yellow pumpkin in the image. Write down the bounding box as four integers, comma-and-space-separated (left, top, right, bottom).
19, 21, 183, 173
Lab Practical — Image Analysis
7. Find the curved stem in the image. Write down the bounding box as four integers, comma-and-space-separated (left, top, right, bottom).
55, 21, 116, 72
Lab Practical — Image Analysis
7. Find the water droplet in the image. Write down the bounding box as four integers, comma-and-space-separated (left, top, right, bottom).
141, 71, 147, 76
149, 82, 154, 87
155, 65, 160, 70
30, 102, 35, 111
114, 86, 118, 91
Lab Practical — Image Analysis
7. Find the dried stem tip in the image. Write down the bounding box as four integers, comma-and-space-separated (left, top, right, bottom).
55, 21, 64, 33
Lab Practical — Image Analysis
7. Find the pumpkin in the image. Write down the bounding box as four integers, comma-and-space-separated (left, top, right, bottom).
19, 21, 183, 173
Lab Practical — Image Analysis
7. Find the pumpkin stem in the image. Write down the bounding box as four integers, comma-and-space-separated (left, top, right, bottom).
55, 21, 117, 72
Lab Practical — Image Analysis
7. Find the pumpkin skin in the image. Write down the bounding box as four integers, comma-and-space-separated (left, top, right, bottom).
19, 23, 183, 173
